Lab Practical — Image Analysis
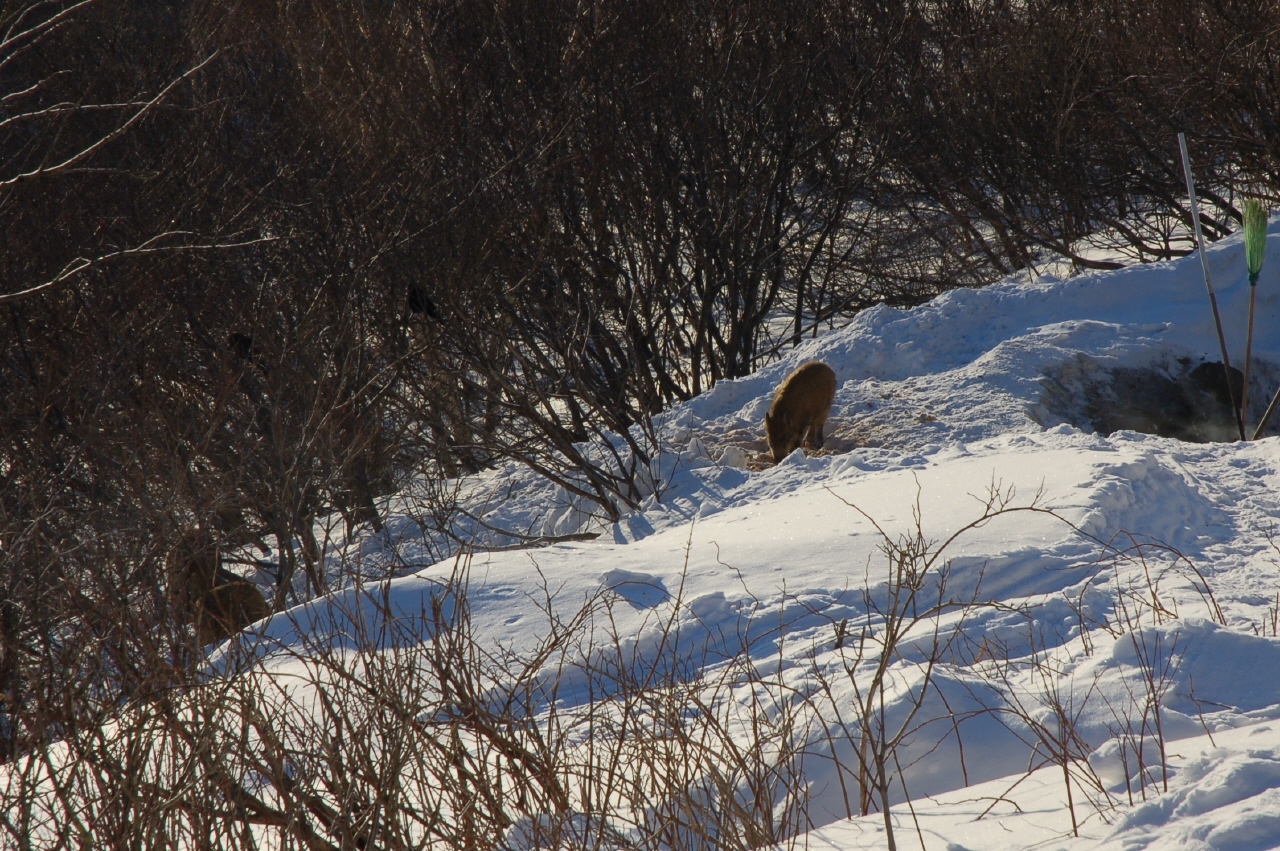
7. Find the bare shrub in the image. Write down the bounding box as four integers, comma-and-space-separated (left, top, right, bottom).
974, 624, 1115, 837
0, 538, 834, 849
789, 483, 1071, 851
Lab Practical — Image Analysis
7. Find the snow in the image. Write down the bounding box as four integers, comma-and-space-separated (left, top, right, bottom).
212, 217, 1280, 848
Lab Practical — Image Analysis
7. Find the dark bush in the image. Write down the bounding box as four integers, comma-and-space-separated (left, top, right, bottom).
0, 0, 1277, 780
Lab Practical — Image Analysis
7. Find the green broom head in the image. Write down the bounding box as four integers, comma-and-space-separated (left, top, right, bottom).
1244, 196, 1268, 281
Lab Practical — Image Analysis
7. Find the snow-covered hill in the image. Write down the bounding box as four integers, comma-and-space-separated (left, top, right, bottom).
221, 218, 1280, 850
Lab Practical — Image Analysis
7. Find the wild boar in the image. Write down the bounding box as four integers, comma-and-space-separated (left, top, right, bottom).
765, 362, 837, 462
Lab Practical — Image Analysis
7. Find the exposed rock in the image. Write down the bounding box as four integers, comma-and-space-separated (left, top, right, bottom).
1037, 356, 1271, 443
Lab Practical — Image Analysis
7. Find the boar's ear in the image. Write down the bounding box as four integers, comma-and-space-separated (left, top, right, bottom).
764, 411, 772, 426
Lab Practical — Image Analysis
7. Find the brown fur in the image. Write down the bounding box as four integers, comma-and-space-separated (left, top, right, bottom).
765, 362, 837, 462
169, 527, 270, 646
193, 580, 271, 646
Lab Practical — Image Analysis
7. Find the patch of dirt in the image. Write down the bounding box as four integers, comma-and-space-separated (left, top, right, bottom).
705, 420, 894, 470
709, 426, 774, 470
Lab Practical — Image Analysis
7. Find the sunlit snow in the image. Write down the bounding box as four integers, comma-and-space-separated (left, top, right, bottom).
218, 217, 1280, 851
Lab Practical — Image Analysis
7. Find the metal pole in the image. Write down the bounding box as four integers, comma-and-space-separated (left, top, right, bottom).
1179, 132, 1245, 440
